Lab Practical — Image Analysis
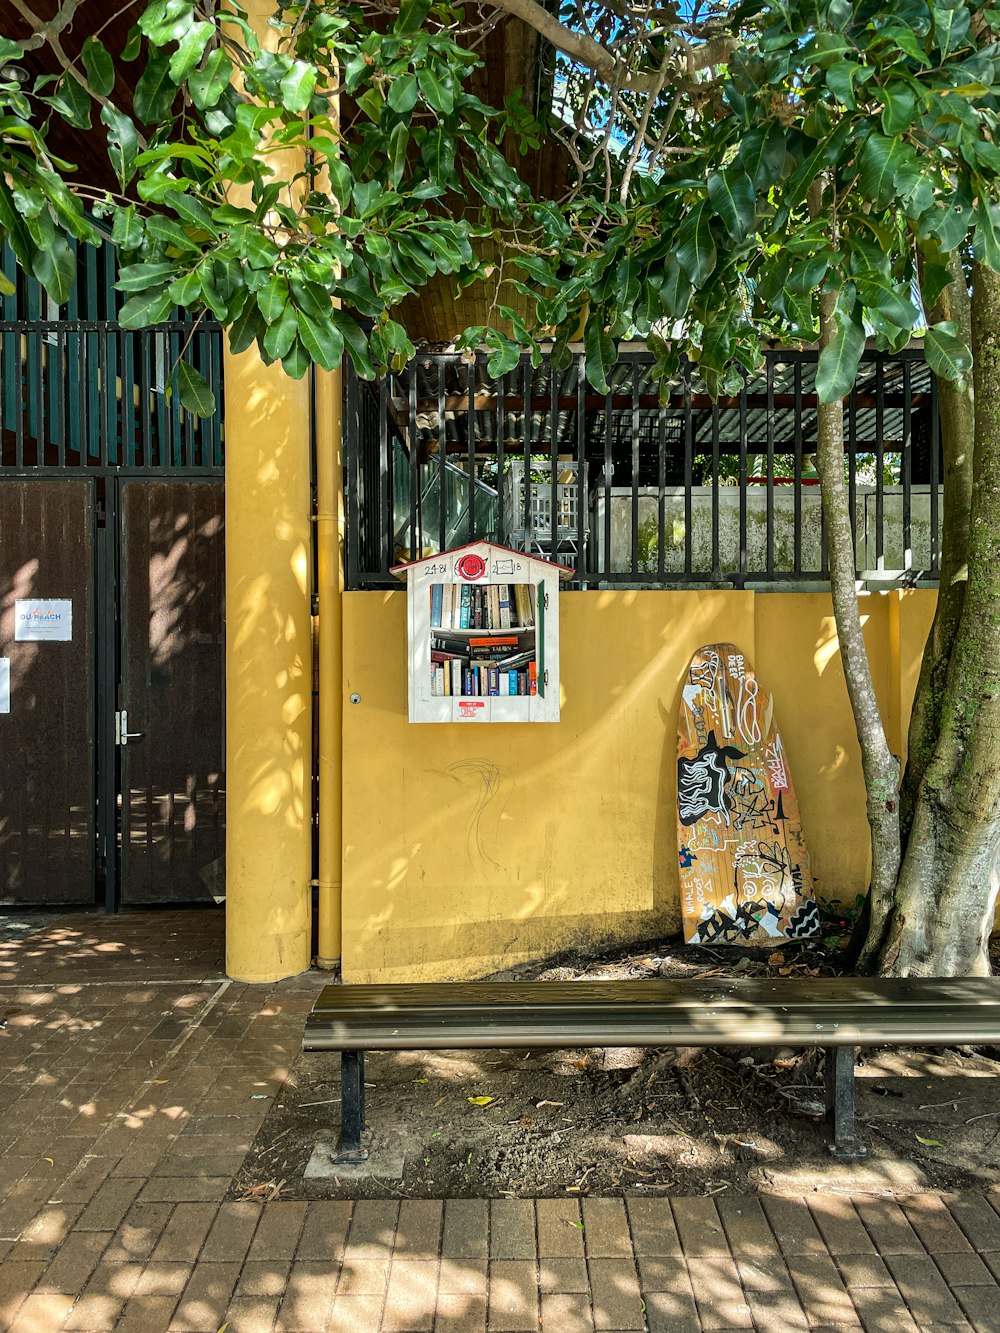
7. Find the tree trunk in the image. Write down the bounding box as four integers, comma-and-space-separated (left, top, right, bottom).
864, 263, 1000, 976
815, 291, 902, 970
899, 253, 975, 843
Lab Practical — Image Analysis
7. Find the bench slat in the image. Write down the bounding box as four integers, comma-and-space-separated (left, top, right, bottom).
304, 978, 1000, 1051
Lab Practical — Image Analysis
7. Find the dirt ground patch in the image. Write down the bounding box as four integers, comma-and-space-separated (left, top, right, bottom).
231, 935, 1000, 1202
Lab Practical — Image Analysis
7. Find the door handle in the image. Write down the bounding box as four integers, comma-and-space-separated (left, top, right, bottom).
116, 709, 145, 746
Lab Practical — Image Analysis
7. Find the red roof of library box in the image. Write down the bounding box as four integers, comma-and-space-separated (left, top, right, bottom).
390, 541, 574, 579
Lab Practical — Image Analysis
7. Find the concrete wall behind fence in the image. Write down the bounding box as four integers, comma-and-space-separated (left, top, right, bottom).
341, 588, 937, 983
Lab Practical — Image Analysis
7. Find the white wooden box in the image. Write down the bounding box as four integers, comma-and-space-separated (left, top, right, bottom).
392, 542, 571, 723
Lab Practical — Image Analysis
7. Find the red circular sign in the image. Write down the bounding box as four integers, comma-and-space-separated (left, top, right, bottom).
456, 553, 487, 581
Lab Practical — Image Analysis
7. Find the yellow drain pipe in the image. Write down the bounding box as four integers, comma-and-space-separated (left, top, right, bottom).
315, 366, 344, 967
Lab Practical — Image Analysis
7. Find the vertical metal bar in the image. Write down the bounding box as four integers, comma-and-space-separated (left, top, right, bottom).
496, 366, 506, 546
381, 374, 392, 577
793, 361, 803, 575
99, 329, 112, 467
54, 329, 66, 468
930, 368, 940, 574
657, 394, 666, 582
409, 363, 420, 558
575, 353, 586, 583
170, 329, 183, 468
100, 480, 119, 912
437, 360, 448, 552
739, 371, 748, 578
875, 355, 885, 572
773, 354, 778, 578
711, 401, 720, 581
549, 357, 559, 562
902, 359, 912, 573
825, 1046, 867, 1160
139, 331, 152, 468
345, 362, 360, 588
683, 361, 693, 576
845, 370, 857, 579
522, 357, 532, 554
602, 371, 612, 579
337, 1050, 368, 1160
466, 358, 476, 543
631, 361, 640, 577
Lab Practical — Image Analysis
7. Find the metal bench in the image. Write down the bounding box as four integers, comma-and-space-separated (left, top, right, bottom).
303, 976, 1000, 1163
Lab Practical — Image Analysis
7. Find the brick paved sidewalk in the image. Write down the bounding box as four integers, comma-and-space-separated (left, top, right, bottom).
1, 911, 1000, 1332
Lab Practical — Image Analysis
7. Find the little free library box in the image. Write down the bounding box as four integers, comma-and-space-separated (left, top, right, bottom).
392, 542, 572, 723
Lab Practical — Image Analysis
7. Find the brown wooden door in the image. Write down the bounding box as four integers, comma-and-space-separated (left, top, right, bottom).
0, 480, 95, 904
119, 480, 225, 903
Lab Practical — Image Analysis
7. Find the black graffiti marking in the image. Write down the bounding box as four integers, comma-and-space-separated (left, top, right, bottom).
677, 731, 746, 827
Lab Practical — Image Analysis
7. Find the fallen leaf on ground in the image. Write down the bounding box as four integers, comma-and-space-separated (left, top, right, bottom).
915, 1135, 942, 1147
467, 1096, 494, 1106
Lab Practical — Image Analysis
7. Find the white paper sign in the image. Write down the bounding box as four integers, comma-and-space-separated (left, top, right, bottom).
0, 659, 8, 714
14, 599, 73, 642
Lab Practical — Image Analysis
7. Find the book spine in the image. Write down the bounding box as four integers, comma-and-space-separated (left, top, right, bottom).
459, 585, 471, 629
488, 666, 500, 696
463, 667, 474, 696
517, 670, 527, 695
441, 584, 452, 631
430, 583, 442, 628
529, 661, 537, 695
499, 671, 510, 696
498, 583, 511, 629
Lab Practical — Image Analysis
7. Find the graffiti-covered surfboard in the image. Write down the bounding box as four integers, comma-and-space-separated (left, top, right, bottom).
677, 642, 818, 946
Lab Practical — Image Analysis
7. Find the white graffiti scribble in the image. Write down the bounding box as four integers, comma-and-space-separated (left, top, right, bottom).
737, 674, 761, 746
690, 650, 720, 692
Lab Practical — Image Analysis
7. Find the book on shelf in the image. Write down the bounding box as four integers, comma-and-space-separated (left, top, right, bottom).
514, 584, 533, 626
498, 584, 511, 629
430, 584, 443, 628
497, 648, 535, 669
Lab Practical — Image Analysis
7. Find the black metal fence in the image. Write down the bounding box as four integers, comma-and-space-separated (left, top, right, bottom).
1, 238, 223, 476
344, 346, 939, 590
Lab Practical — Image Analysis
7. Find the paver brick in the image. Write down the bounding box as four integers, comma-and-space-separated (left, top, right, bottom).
536, 1199, 585, 1258
443, 1201, 489, 1262
686, 1256, 753, 1329
642, 1286, 702, 1333
761, 1195, 827, 1256
956, 1283, 1000, 1333
382, 1257, 438, 1331
7, 1291, 75, 1332
934, 1250, 998, 1285
810, 1197, 878, 1255
274, 1260, 336, 1332
223, 1294, 281, 1333
200, 1200, 261, 1262
626, 1197, 681, 1257
134, 1261, 193, 1296
717, 1198, 779, 1258
237, 1260, 292, 1298
588, 1255, 644, 1330
672, 1197, 729, 1256
951, 1196, 1000, 1252
435, 1290, 487, 1332
581, 1199, 632, 1258
900, 1194, 974, 1254
884, 1251, 971, 1324
343, 1199, 398, 1259
326, 1293, 387, 1333
540, 1291, 595, 1332
488, 1259, 538, 1331
849, 1285, 922, 1333
489, 1200, 536, 1260
852, 1201, 925, 1255
836, 1253, 896, 1287
37, 1229, 111, 1293
786, 1254, 861, 1327
396, 1199, 443, 1253
290, 1200, 348, 1263
104, 1200, 174, 1263
438, 1257, 487, 1296
150, 1202, 218, 1263
114, 1293, 180, 1331
539, 1257, 589, 1293
738, 1258, 808, 1331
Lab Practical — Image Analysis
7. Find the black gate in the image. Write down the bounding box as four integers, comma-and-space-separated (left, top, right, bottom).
0, 236, 226, 909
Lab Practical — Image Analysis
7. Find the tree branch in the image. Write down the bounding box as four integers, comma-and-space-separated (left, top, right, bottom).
486, 0, 734, 93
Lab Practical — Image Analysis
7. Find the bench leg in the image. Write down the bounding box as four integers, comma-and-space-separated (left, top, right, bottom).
824, 1046, 868, 1161
336, 1050, 369, 1163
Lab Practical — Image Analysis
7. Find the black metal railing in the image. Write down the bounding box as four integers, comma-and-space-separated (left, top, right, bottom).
344, 346, 939, 590
1, 237, 223, 476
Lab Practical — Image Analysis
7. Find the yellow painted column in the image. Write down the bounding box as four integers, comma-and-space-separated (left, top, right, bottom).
315, 368, 344, 966
224, 348, 313, 981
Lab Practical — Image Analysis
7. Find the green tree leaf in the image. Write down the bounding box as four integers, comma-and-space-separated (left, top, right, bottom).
188, 48, 231, 109
924, 322, 973, 384
31, 230, 75, 305
707, 169, 756, 241
134, 54, 177, 124
100, 103, 139, 188
584, 315, 615, 395
169, 20, 213, 84
676, 204, 717, 287
858, 133, 909, 208
176, 360, 217, 417
81, 37, 116, 97
816, 313, 865, 403
279, 61, 317, 113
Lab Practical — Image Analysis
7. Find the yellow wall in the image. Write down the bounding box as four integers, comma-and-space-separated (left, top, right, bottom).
341, 587, 937, 982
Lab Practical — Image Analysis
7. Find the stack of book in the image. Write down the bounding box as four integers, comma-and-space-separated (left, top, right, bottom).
430, 582, 534, 631
430, 634, 538, 697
